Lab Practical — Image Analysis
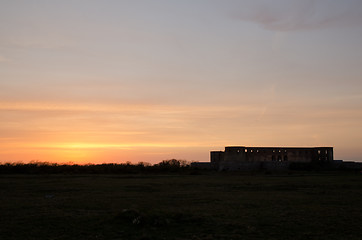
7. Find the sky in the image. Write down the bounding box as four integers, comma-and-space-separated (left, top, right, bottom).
1, 0, 362, 164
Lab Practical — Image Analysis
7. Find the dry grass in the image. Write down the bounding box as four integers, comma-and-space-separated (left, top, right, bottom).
0, 172, 361, 239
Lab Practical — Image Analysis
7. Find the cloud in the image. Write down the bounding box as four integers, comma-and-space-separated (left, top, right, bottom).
8, 40, 71, 50
0, 55, 10, 62
232, 0, 362, 31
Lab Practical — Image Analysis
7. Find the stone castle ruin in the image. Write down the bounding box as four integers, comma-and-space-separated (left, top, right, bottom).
192, 146, 340, 171
211, 146, 333, 170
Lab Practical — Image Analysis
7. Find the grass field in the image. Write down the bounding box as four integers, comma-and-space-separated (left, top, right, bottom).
0, 172, 361, 240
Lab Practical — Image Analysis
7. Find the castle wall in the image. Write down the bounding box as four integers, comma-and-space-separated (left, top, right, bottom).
219, 161, 291, 171
210, 151, 224, 166
222, 146, 333, 163
195, 146, 361, 171
223, 146, 246, 162
211, 146, 333, 170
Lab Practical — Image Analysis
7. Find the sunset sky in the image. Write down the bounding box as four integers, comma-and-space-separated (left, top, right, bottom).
1, 0, 362, 164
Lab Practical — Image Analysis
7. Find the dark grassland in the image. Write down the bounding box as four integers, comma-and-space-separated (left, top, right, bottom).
0, 173, 361, 240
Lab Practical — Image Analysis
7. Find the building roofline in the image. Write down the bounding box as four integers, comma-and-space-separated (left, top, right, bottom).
224, 146, 333, 149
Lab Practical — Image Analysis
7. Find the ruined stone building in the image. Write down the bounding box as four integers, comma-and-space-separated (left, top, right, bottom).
192, 146, 334, 171
212, 146, 333, 164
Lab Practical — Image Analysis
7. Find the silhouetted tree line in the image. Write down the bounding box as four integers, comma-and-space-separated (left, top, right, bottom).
1, 160, 358, 174
0, 159, 195, 174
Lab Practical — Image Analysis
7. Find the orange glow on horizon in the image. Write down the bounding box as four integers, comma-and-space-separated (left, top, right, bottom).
0, 139, 213, 164
1, 98, 362, 163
